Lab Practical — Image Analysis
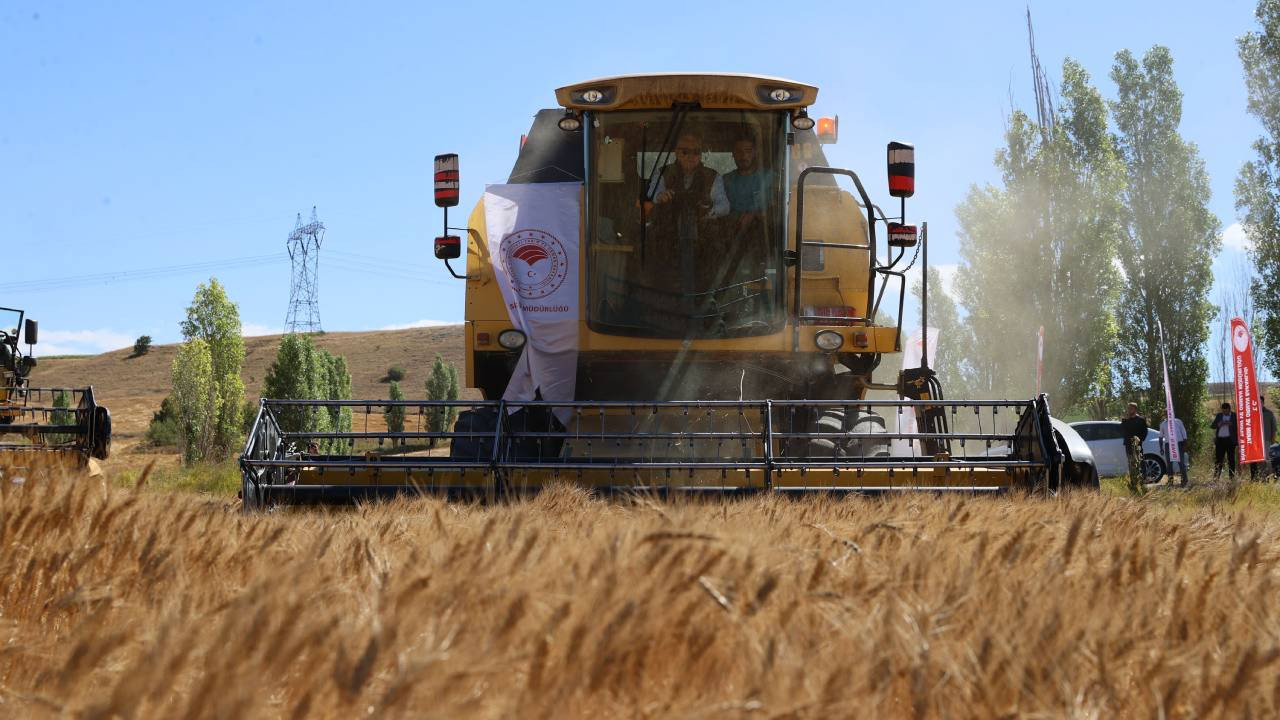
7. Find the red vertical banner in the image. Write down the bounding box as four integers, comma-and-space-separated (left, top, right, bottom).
1036, 325, 1044, 395
1232, 318, 1266, 464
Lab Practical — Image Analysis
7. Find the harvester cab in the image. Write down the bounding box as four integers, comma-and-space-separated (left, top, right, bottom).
240, 73, 1097, 508
0, 307, 112, 473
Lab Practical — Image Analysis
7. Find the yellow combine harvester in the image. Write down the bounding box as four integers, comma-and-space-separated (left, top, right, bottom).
241, 73, 1097, 508
0, 307, 111, 476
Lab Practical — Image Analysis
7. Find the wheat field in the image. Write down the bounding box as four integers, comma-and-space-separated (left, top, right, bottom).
2, 467, 1280, 718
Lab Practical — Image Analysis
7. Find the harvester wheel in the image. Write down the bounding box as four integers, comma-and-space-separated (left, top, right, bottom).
846, 411, 890, 458
241, 477, 263, 513
1053, 429, 1100, 492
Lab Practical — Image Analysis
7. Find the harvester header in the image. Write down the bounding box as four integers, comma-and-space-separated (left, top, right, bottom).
0, 307, 111, 475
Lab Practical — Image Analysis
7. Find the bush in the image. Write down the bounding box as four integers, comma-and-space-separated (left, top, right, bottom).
384, 365, 406, 383
146, 396, 180, 448
133, 335, 152, 357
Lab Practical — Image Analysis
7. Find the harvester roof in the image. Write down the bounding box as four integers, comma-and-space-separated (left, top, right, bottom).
555, 72, 818, 111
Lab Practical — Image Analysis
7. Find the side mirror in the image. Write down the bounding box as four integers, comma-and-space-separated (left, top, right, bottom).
817, 116, 838, 144
434, 153, 459, 208
887, 141, 915, 198
434, 235, 461, 260
887, 223, 917, 248
23, 319, 37, 345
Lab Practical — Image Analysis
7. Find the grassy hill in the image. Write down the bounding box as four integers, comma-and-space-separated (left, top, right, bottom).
27, 325, 467, 474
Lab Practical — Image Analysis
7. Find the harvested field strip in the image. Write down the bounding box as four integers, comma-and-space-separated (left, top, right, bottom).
2, 473, 1280, 717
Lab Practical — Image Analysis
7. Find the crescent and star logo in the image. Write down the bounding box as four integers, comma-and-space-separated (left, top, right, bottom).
499, 228, 568, 300
1233, 324, 1251, 353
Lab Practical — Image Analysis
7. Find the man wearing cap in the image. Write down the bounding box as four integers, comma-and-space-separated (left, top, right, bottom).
1211, 402, 1238, 479
1119, 402, 1147, 489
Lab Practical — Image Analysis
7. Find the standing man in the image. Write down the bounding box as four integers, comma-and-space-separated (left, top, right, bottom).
1120, 402, 1147, 489
1159, 411, 1188, 484
1254, 393, 1277, 481
1211, 402, 1238, 479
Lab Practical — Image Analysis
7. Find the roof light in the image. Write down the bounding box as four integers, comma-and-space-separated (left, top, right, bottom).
815, 330, 844, 352
817, 116, 838, 144
498, 329, 527, 351
558, 111, 582, 132
571, 86, 615, 105
769, 88, 793, 102
791, 109, 815, 131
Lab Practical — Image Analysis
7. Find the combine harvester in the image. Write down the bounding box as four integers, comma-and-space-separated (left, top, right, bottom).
241, 73, 1097, 508
0, 307, 111, 476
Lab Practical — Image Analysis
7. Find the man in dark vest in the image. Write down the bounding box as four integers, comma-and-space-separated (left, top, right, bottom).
1211, 402, 1238, 479
1120, 402, 1147, 490
649, 132, 730, 316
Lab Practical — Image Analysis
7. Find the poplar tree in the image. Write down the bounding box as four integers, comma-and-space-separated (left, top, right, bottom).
172, 338, 215, 464
180, 278, 245, 457
1237, 0, 1280, 373
1110, 46, 1219, 445
385, 381, 406, 434
425, 354, 460, 447
953, 59, 1125, 409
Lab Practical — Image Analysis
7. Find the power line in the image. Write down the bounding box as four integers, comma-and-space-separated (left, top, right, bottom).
0, 253, 288, 294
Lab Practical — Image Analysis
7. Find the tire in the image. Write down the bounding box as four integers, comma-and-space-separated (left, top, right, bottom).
1053, 429, 1100, 491
1141, 454, 1167, 484
241, 476, 263, 513
806, 437, 843, 459
846, 411, 889, 458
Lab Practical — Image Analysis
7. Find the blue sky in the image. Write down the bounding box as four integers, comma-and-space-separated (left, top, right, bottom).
0, 1, 1264, 374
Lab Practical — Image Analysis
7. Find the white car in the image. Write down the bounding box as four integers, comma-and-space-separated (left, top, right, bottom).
1069, 421, 1184, 483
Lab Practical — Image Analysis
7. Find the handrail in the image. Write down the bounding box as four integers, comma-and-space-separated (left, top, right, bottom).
792, 166, 878, 351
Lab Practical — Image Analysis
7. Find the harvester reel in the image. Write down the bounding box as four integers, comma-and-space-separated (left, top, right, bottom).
90, 406, 112, 460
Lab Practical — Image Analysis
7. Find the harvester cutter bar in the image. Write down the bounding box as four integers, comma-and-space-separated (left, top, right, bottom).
240, 395, 1059, 508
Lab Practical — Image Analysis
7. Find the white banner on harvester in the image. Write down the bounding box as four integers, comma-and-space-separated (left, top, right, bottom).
483, 182, 581, 422
892, 328, 939, 457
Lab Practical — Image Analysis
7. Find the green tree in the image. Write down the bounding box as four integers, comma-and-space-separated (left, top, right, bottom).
263, 333, 317, 433
425, 354, 460, 447
909, 267, 974, 399
262, 334, 351, 452
132, 335, 152, 357
180, 278, 245, 457
954, 59, 1125, 408
385, 380, 406, 434
320, 352, 353, 452
1237, 0, 1280, 373
1110, 46, 1219, 448
49, 390, 73, 445
172, 338, 215, 464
